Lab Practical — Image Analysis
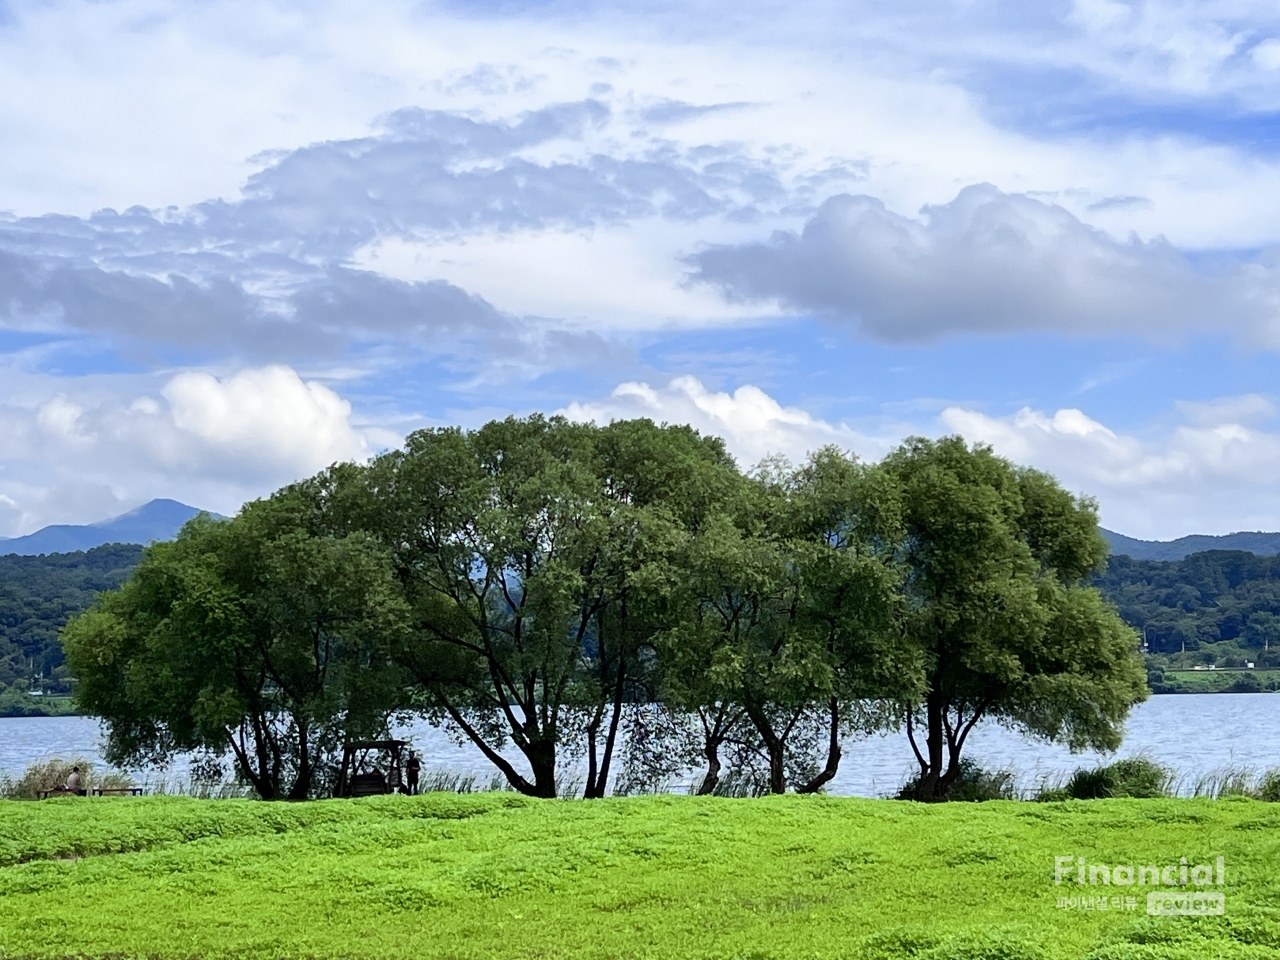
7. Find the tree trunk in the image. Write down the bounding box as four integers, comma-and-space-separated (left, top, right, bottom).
436, 697, 554, 797
583, 707, 605, 799
914, 692, 947, 802
522, 736, 558, 799
584, 660, 627, 799
696, 736, 722, 795
286, 719, 312, 801
796, 699, 841, 794
227, 724, 277, 800
743, 698, 786, 794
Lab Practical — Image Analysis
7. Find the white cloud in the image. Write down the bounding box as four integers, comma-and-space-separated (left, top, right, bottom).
563, 375, 892, 467
941, 399, 1280, 539
355, 220, 765, 331
5, 0, 1280, 251
0, 365, 384, 536
36, 396, 88, 442
1253, 38, 1280, 71
162, 365, 370, 470
566, 376, 1280, 540
7, 0, 1280, 544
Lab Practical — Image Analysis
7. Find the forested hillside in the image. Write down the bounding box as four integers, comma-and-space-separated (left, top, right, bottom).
1096, 551, 1280, 657
1094, 550, 1280, 691
0, 544, 142, 714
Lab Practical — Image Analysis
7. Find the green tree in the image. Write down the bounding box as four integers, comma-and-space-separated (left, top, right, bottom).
1245, 611, 1280, 653
351, 415, 737, 798
883, 437, 1147, 801
660, 450, 916, 795
63, 492, 408, 799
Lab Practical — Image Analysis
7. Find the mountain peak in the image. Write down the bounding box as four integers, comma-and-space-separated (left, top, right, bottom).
1, 499, 216, 557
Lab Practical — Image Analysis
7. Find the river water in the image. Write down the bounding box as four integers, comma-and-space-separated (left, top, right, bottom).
3, 694, 1275, 797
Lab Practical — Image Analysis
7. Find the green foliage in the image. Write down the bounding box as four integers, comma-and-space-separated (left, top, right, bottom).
1258, 771, 1280, 802
884, 437, 1148, 801
896, 759, 1019, 802
63, 491, 410, 800
658, 448, 917, 795
1147, 667, 1280, 694
0, 543, 142, 698
1042, 759, 1174, 801
59, 421, 1143, 805
1095, 550, 1280, 668
346, 415, 742, 798
0, 689, 78, 717
0, 795, 1276, 959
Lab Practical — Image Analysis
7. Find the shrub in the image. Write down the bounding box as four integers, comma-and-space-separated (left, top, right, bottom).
1258, 770, 1280, 802
1227, 674, 1263, 693
895, 759, 1018, 802
1040, 758, 1172, 800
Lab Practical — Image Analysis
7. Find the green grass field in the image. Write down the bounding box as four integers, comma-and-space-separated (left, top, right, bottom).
2, 793, 1279, 959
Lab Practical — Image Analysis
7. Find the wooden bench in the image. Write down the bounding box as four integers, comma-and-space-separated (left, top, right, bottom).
348, 771, 389, 796
92, 787, 144, 797
37, 789, 86, 799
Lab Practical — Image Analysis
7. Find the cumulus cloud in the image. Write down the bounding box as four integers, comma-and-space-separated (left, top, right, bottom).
162, 366, 371, 470
563, 375, 890, 467
692, 184, 1280, 345
691, 181, 1280, 345
940, 398, 1280, 539
564, 376, 1280, 539
0, 365, 386, 536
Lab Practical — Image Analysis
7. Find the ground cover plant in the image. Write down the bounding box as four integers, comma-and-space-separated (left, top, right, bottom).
2, 794, 1278, 960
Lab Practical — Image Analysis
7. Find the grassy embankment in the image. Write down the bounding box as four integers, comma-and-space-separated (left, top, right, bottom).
1151, 669, 1280, 694
0, 692, 78, 718
2, 794, 1279, 959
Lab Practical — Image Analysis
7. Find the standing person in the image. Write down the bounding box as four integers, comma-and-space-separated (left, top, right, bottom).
388, 757, 403, 794
65, 766, 83, 795
406, 752, 421, 796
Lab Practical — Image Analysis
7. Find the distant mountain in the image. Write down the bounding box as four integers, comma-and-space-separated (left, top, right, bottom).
0, 499, 213, 556
1102, 528, 1280, 562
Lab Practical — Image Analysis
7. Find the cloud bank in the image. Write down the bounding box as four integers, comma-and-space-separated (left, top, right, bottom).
568, 377, 1280, 540
0, 365, 387, 536
692, 184, 1280, 346
565, 376, 894, 468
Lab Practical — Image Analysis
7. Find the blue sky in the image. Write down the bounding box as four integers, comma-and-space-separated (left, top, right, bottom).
2, 0, 1280, 539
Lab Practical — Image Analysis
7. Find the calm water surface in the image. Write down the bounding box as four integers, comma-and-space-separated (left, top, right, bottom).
3, 694, 1275, 797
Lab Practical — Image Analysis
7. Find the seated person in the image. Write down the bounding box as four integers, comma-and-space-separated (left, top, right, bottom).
65, 766, 83, 795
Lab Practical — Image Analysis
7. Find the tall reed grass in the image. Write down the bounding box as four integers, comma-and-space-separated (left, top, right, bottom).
8, 754, 1280, 802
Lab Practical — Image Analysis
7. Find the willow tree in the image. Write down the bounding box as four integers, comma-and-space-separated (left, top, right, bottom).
660, 449, 917, 795
351, 414, 738, 798
883, 436, 1147, 802
63, 491, 409, 799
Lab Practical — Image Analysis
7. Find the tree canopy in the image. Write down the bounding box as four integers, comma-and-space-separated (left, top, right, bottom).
884, 437, 1147, 800
63, 421, 1147, 801
64, 491, 408, 799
